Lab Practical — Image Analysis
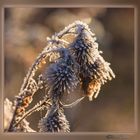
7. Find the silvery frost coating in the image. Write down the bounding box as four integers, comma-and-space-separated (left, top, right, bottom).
38, 107, 70, 132
44, 48, 79, 100
6, 21, 115, 132
4, 98, 35, 132
70, 27, 115, 100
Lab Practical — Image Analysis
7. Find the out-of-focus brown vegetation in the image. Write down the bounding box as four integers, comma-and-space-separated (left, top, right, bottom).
4, 8, 134, 132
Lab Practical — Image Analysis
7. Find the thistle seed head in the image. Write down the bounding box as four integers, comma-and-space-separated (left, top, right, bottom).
70, 26, 115, 100
44, 49, 79, 99
38, 108, 70, 132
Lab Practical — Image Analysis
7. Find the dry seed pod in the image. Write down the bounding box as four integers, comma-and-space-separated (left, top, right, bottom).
16, 107, 25, 116
22, 96, 33, 107
87, 80, 101, 100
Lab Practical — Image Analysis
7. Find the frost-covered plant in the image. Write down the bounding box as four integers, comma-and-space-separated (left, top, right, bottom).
4, 21, 115, 132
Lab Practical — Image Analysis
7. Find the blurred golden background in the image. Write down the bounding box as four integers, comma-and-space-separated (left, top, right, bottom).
4, 7, 134, 132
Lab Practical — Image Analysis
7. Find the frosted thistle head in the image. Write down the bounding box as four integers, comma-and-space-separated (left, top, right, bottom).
68, 22, 115, 100
44, 48, 79, 100
38, 108, 70, 132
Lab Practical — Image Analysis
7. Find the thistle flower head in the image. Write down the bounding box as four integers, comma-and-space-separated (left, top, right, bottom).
71, 29, 100, 77
69, 24, 115, 100
38, 108, 70, 132
44, 48, 79, 100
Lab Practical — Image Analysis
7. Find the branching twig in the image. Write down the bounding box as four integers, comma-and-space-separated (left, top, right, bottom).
14, 97, 52, 128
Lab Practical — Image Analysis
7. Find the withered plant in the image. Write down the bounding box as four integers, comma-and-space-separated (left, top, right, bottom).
4, 21, 115, 132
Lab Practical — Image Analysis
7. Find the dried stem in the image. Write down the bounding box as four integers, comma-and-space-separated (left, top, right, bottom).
14, 97, 52, 128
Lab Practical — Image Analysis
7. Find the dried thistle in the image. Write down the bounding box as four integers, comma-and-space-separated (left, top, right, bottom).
44, 48, 79, 101
38, 107, 70, 132
70, 24, 115, 100
5, 21, 115, 132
